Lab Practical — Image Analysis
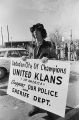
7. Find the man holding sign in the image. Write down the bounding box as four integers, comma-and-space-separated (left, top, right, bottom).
7, 23, 70, 118
22, 23, 58, 119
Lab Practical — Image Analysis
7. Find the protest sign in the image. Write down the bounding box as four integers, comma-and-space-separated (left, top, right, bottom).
7, 58, 70, 117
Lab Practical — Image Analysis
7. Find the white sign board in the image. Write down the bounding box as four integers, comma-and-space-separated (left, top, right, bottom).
7, 59, 70, 117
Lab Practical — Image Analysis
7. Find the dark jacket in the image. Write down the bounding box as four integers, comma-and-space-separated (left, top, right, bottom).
34, 40, 57, 59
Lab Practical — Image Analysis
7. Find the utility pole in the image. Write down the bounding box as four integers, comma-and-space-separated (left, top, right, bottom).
69, 29, 72, 61
7, 25, 9, 42
11, 36, 12, 47
1, 26, 4, 46
70, 29, 72, 42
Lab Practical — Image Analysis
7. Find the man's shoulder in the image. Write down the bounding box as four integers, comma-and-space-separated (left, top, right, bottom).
43, 40, 51, 47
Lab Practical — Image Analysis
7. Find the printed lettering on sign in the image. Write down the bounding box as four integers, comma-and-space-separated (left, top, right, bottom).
7, 58, 70, 117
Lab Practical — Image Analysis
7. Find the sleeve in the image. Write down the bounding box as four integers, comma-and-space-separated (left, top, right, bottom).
39, 47, 58, 60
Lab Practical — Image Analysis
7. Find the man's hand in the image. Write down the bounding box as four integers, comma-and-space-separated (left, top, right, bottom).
21, 56, 27, 61
41, 57, 48, 63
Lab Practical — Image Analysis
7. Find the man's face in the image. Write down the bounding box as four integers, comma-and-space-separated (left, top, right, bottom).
34, 29, 42, 43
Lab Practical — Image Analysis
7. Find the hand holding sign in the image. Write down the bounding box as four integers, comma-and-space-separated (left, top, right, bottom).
21, 56, 28, 61
41, 57, 48, 63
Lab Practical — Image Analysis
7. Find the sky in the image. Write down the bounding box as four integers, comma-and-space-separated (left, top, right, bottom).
0, 0, 79, 45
